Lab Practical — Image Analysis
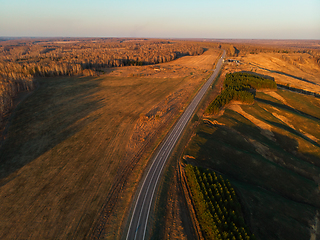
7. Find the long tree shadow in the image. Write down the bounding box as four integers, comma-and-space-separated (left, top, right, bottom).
277, 84, 320, 98
248, 62, 319, 86
239, 71, 275, 81
185, 119, 320, 240
0, 76, 104, 183
188, 119, 320, 208
264, 119, 320, 149
255, 97, 320, 121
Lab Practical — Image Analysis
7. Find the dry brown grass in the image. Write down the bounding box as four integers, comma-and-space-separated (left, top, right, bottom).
0, 47, 220, 239
163, 48, 221, 70
182, 86, 320, 239
104, 48, 220, 80
224, 52, 320, 94
161, 41, 320, 240
162, 170, 189, 240
228, 104, 275, 141
147, 48, 225, 240
0, 38, 205, 123
101, 48, 221, 239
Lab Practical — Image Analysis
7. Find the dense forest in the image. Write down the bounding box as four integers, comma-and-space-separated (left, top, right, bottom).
206, 72, 277, 114
185, 165, 255, 240
0, 38, 204, 120
218, 40, 320, 58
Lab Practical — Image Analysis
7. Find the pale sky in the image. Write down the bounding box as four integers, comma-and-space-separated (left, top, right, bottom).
0, 0, 319, 39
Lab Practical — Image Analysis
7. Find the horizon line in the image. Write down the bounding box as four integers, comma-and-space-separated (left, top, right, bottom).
1, 36, 319, 41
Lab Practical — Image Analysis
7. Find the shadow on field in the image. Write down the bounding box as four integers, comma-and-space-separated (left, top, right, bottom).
256, 98, 320, 121
0, 76, 103, 183
249, 63, 318, 86
265, 119, 320, 149
186, 117, 320, 240
240, 71, 275, 81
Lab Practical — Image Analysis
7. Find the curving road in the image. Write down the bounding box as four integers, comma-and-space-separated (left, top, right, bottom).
125, 50, 226, 240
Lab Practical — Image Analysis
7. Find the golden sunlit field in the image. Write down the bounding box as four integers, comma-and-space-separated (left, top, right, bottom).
238, 52, 320, 93
0, 41, 220, 239
220, 41, 320, 94
181, 88, 320, 240
1, 0, 320, 238
2, 38, 320, 240
158, 41, 320, 240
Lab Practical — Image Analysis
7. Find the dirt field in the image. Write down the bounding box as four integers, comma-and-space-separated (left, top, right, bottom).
0, 48, 220, 239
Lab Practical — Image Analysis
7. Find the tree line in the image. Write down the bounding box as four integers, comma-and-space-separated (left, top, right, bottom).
185, 164, 255, 240
0, 38, 204, 120
206, 72, 277, 114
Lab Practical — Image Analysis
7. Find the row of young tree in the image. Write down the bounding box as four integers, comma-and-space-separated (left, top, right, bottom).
185, 165, 255, 240
0, 38, 204, 120
224, 72, 277, 90
206, 72, 277, 114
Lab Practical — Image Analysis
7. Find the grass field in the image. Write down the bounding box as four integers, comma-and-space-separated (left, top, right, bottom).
164, 48, 221, 70
142, 46, 320, 240
224, 52, 320, 94
0, 48, 220, 239
182, 89, 320, 240
143, 48, 225, 240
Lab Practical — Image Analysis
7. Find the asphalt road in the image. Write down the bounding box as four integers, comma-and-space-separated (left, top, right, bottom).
125, 50, 226, 240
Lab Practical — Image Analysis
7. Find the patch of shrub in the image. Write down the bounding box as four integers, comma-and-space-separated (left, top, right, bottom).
206, 72, 276, 114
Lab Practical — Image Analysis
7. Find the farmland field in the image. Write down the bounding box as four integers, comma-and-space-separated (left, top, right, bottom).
0, 46, 220, 239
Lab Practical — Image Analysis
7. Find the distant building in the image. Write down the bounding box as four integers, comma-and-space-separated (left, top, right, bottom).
226, 59, 240, 63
